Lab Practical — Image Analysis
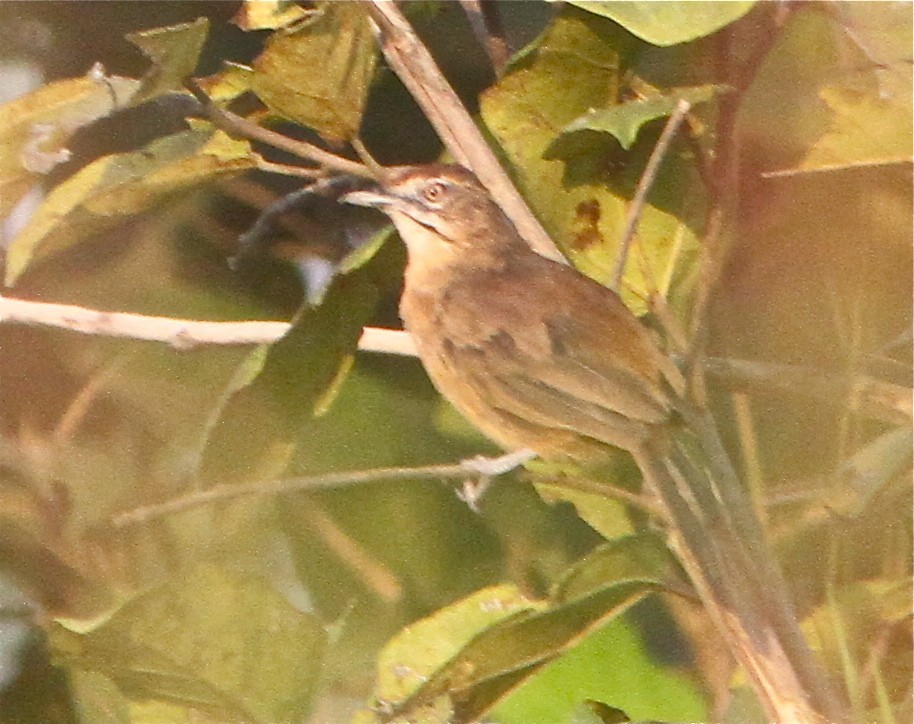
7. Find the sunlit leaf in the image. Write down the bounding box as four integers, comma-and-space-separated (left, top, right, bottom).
195, 61, 255, 103
4, 126, 254, 285
126, 17, 210, 104
790, 82, 913, 175
565, 1, 756, 46
0, 73, 138, 217
373, 585, 535, 708
232, 0, 309, 31
480, 8, 703, 315
251, 1, 377, 140
367, 568, 659, 721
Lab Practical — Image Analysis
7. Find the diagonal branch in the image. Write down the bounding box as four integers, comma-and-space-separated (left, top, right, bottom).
364, 0, 564, 263
611, 99, 691, 292
185, 79, 373, 179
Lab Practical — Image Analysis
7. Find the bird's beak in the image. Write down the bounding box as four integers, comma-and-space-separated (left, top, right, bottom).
340, 188, 398, 209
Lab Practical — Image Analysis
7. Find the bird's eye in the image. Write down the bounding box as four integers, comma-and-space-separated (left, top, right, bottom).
423, 181, 446, 203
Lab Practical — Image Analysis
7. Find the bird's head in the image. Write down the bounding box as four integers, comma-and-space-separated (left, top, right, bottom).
342, 164, 521, 260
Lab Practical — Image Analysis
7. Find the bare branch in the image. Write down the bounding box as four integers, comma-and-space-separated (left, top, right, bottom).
186, 79, 373, 179
458, 0, 510, 77
364, 1, 564, 262
0, 295, 418, 356
360, 326, 417, 356
5, 295, 905, 423
0, 295, 288, 349
112, 450, 533, 527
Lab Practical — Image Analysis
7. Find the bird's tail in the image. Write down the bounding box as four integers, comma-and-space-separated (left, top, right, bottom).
632, 411, 844, 722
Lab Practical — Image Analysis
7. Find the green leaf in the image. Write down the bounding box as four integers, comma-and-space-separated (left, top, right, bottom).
336, 225, 395, 275
251, 2, 377, 140
533, 462, 636, 541
554, 533, 683, 604
126, 17, 210, 105
557, 84, 726, 150
0, 74, 139, 217
565, 1, 756, 46
4, 126, 254, 285
200, 267, 379, 483
373, 585, 536, 708
480, 8, 703, 315
368, 572, 659, 721
495, 615, 708, 722
52, 564, 326, 722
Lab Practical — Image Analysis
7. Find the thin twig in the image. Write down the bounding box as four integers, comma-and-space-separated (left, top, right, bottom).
704, 356, 911, 425
112, 451, 532, 527
731, 391, 767, 527
458, 0, 510, 77
350, 136, 384, 177
253, 156, 323, 179
185, 79, 373, 179
610, 99, 691, 292
364, 1, 564, 262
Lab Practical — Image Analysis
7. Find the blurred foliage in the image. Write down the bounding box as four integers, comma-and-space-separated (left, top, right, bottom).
0, 1, 910, 722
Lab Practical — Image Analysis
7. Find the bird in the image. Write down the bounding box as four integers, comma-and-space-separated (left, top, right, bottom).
342, 163, 844, 722
342, 163, 685, 463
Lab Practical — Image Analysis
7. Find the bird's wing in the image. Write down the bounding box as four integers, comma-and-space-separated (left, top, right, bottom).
452, 335, 655, 452
438, 258, 673, 449
448, 261, 670, 416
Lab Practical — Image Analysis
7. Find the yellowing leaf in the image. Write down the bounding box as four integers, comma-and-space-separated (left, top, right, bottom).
5, 127, 254, 285
0, 74, 139, 218
481, 9, 702, 314
232, 0, 309, 31
251, 2, 377, 140
793, 83, 913, 175
195, 61, 255, 103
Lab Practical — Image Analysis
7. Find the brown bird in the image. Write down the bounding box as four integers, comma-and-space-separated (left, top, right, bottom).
343, 163, 684, 462
342, 163, 843, 722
